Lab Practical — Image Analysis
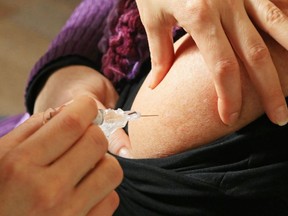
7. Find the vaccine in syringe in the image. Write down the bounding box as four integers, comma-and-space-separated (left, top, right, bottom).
93, 108, 157, 137
93, 108, 139, 137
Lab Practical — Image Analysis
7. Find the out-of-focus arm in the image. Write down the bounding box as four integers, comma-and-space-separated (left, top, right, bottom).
25, 0, 117, 114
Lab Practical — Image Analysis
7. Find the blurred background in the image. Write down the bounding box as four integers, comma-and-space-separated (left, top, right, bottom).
0, 0, 80, 116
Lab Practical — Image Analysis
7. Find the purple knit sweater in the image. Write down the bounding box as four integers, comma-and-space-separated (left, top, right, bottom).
0, 0, 181, 137
29, 0, 148, 87
29, 0, 116, 81
0, 0, 151, 137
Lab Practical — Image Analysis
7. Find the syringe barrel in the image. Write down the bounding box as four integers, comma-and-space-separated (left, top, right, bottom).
93, 109, 104, 125
93, 108, 140, 137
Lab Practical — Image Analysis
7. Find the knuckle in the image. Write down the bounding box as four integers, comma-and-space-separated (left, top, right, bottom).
185, 1, 210, 24
101, 155, 123, 186
107, 191, 120, 212
247, 44, 269, 63
264, 2, 286, 24
1, 151, 29, 181
214, 58, 239, 78
225, 0, 236, 9
174, 0, 210, 28
33, 187, 60, 210
32, 177, 65, 210
61, 113, 84, 132
185, 0, 205, 14
86, 125, 108, 153
84, 96, 98, 110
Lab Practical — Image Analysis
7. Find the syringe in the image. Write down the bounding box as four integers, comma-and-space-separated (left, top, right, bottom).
93, 108, 157, 137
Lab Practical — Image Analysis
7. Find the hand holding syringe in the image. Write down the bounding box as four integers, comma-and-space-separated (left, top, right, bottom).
93, 108, 157, 137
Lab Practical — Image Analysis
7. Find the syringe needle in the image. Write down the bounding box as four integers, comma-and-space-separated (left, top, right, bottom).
126, 111, 158, 118
140, 114, 159, 117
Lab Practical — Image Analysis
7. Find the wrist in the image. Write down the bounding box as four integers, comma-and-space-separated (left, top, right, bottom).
34, 66, 118, 113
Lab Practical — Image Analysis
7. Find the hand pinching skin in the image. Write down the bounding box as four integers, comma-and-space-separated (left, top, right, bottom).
136, 0, 288, 126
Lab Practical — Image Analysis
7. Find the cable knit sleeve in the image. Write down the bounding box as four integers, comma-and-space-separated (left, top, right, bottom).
29, 0, 116, 80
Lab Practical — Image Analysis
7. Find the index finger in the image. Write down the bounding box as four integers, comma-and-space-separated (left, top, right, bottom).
19, 96, 99, 165
146, 25, 175, 89
189, 19, 242, 125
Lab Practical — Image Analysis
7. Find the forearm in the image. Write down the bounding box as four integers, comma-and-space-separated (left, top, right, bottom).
26, 0, 117, 113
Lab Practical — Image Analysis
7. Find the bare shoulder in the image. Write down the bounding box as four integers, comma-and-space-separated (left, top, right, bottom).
128, 33, 288, 159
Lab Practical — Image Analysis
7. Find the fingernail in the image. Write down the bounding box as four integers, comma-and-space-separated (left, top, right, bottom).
227, 112, 239, 126
42, 108, 58, 125
42, 100, 75, 125
55, 100, 74, 111
146, 72, 155, 89
63, 99, 74, 106
148, 77, 154, 89
275, 105, 288, 126
149, 80, 158, 89
118, 147, 132, 158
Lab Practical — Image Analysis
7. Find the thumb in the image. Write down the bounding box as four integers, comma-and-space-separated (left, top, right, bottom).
108, 129, 133, 158
146, 26, 175, 89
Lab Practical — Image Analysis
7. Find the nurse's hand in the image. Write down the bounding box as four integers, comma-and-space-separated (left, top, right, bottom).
136, 0, 288, 126
0, 96, 123, 216
34, 66, 132, 159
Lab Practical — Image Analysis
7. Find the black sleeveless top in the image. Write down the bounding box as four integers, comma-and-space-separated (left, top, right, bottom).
26, 58, 288, 216
113, 62, 288, 216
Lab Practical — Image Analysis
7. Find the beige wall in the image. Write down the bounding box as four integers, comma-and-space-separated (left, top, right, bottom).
0, 0, 80, 116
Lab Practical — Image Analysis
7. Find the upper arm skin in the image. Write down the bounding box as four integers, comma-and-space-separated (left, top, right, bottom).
128, 32, 288, 159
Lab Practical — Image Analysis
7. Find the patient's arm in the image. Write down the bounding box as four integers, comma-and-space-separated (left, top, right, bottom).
128, 32, 288, 158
